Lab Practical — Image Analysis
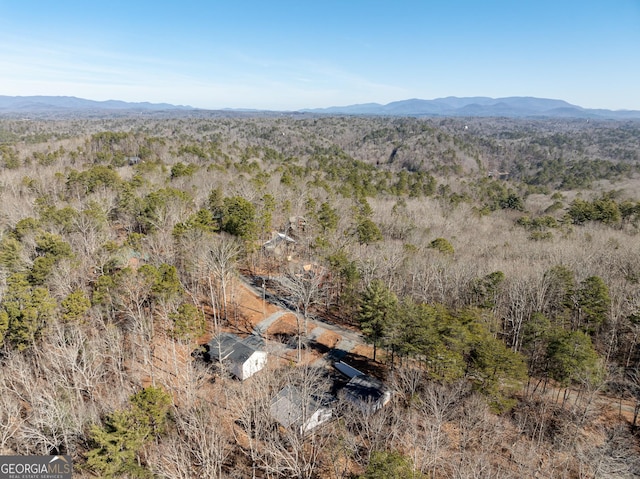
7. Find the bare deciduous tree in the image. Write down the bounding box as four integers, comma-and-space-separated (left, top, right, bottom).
207, 234, 241, 323
286, 267, 326, 362
150, 404, 230, 479
0, 373, 23, 454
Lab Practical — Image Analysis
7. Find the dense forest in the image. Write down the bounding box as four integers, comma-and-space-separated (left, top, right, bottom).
1, 114, 640, 478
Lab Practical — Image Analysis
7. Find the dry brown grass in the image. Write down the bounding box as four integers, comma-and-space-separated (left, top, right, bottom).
315, 330, 342, 349
266, 313, 298, 335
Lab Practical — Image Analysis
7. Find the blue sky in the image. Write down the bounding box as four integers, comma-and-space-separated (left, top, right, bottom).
1, 1, 639, 110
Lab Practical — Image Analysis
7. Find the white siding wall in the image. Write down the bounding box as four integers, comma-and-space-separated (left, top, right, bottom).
302, 408, 332, 433
240, 351, 267, 380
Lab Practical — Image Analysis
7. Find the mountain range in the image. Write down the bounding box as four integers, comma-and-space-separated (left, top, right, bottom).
0, 95, 193, 114
303, 97, 640, 119
1, 95, 639, 119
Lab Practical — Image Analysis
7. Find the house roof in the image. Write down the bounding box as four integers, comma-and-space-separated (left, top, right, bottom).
271, 385, 308, 428
270, 385, 328, 429
263, 232, 296, 249
207, 333, 264, 364
343, 374, 390, 407
242, 333, 266, 350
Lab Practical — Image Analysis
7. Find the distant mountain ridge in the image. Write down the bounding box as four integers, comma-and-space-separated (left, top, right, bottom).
302, 96, 640, 119
1, 95, 639, 119
0, 95, 193, 113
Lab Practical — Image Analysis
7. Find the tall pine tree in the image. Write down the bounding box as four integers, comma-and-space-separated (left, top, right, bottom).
358, 280, 397, 361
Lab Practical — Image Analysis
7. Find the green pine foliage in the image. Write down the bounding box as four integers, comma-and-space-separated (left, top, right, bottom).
469, 271, 505, 309
128, 386, 173, 437
467, 325, 528, 411
362, 291, 528, 410
220, 196, 258, 241
12, 217, 40, 240
358, 280, 398, 361
170, 161, 198, 179
61, 289, 92, 322
567, 196, 622, 225
0, 273, 57, 350
149, 263, 184, 302
574, 275, 610, 333
66, 165, 122, 195
316, 201, 339, 233
356, 217, 383, 245
360, 450, 426, 479
170, 302, 206, 340
546, 329, 603, 387
172, 208, 219, 238
0, 235, 25, 272
428, 237, 454, 255
86, 386, 172, 478
86, 409, 150, 478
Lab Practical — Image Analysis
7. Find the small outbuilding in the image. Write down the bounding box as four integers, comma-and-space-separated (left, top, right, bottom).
342, 374, 391, 413
270, 385, 333, 434
207, 333, 267, 381
333, 361, 364, 379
